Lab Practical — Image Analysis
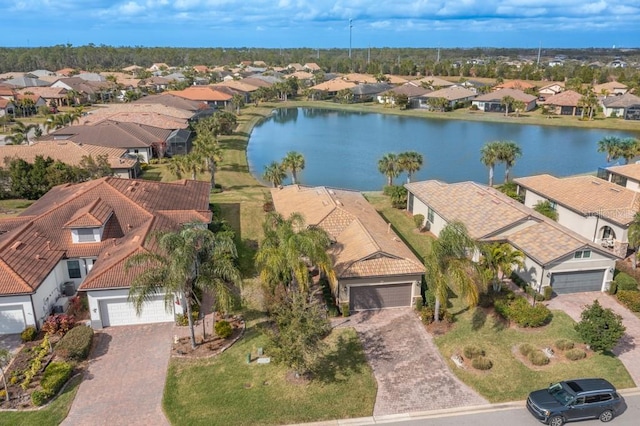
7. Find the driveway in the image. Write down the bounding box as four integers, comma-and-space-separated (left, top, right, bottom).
62, 323, 174, 426
335, 309, 487, 416
0, 334, 22, 355
547, 292, 640, 386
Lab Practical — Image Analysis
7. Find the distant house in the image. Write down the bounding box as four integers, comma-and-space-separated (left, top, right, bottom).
17, 87, 68, 107
494, 79, 535, 91
601, 93, 640, 120
378, 82, 431, 108
286, 63, 304, 72
350, 83, 394, 102
303, 63, 321, 72
594, 81, 628, 96
423, 86, 476, 109
0, 98, 16, 116
1, 75, 50, 88
543, 90, 584, 116
168, 86, 233, 108
51, 77, 112, 103
600, 163, 640, 193
309, 78, 356, 97
538, 82, 565, 100
148, 63, 170, 72
472, 88, 537, 113
138, 76, 172, 92
414, 76, 455, 89
342, 73, 378, 84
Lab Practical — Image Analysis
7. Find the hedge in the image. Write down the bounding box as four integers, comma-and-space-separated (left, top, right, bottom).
614, 272, 638, 292
617, 290, 640, 312
41, 361, 73, 395
495, 296, 552, 327
555, 339, 575, 351
528, 350, 550, 366
55, 325, 94, 361
215, 320, 233, 339
565, 348, 587, 361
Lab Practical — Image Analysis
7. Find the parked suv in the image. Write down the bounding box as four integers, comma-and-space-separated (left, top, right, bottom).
527, 378, 623, 426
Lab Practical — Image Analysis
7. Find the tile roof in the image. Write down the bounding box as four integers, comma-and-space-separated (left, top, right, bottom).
514, 174, 640, 226
17, 86, 67, 98
405, 180, 615, 265
602, 93, 640, 108
271, 185, 424, 279
594, 81, 628, 93
168, 86, 233, 101
474, 88, 536, 103
50, 121, 171, 149
213, 80, 260, 93
129, 96, 205, 114
382, 83, 431, 97
494, 80, 535, 90
80, 110, 189, 129
544, 90, 583, 107
606, 163, 640, 181
310, 78, 357, 92
424, 86, 476, 101
0, 178, 211, 295
415, 76, 455, 88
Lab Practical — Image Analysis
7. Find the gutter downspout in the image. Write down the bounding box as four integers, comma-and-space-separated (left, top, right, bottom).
592, 214, 600, 243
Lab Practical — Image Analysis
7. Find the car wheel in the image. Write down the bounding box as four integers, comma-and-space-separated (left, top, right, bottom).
599, 410, 614, 422
549, 416, 564, 426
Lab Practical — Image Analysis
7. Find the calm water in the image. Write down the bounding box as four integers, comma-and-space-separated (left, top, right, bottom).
247, 108, 640, 191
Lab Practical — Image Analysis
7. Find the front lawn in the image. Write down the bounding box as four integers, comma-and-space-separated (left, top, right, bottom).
163, 326, 376, 425
434, 307, 635, 402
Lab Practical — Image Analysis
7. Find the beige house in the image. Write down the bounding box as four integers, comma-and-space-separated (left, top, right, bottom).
515, 174, 640, 258
602, 163, 640, 193
423, 86, 476, 109
543, 90, 583, 116
472, 88, 537, 113
601, 93, 640, 120
406, 180, 618, 295
594, 81, 628, 96
271, 185, 424, 311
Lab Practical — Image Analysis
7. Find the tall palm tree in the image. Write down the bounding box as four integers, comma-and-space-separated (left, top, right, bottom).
397, 151, 424, 183
256, 212, 335, 294
263, 161, 287, 187
192, 124, 223, 188
501, 95, 515, 117
480, 141, 502, 187
168, 153, 206, 180
425, 221, 481, 322
125, 224, 241, 349
282, 151, 305, 185
378, 153, 400, 186
597, 136, 622, 163
5, 121, 36, 145
628, 212, 640, 269
497, 140, 522, 182
480, 242, 525, 292
619, 138, 640, 164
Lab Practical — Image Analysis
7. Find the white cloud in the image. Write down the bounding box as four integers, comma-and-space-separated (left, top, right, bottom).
118, 1, 146, 15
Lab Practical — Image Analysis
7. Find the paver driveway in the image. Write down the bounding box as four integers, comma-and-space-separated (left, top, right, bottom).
547, 291, 640, 387
62, 323, 174, 426
335, 308, 487, 416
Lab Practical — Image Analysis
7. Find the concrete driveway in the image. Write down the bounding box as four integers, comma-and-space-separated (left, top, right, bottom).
62, 323, 174, 426
335, 309, 488, 416
547, 292, 640, 386
0, 334, 22, 355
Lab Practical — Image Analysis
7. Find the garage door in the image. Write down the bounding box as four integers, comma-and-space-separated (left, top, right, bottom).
0, 305, 27, 334
550, 270, 605, 294
350, 283, 412, 311
100, 296, 174, 327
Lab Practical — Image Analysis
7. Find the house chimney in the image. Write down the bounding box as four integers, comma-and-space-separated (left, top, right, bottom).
46, 240, 51, 250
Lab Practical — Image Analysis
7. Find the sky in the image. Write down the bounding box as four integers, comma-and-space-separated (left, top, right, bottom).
2, 0, 639, 49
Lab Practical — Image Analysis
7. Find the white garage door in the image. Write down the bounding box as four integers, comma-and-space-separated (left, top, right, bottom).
100, 296, 174, 327
0, 305, 27, 334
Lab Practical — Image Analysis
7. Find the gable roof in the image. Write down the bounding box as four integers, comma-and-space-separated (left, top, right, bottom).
415, 76, 455, 88
494, 80, 535, 90
310, 78, 357, 92
424, 86, 476, 101
168, 86, 233, 102
133, 94, 207, 112
473, 88, 536, 103
80, 110, 189, 130
49, 121, 171, 149
544, 90, 583, 107
0, 178, 211, 295
271, 185, 424, 279
606, 163, 640, 181
514, 174, 640, 226
594, 81, 628, 93
405, 180, 616, 265
602, 92, 640, 108
382, 82, 431, 98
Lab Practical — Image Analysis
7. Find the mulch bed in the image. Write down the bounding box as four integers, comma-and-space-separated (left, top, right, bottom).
171, 315, 245, 358
512, 344, 593, 371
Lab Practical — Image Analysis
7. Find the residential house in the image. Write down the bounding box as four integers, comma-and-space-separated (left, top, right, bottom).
138, 76, 172, 93
51, 77, 112, 104
133, 93, 209, 113
378, 82, 431, 108
543, 90, 584, 116
271, 185, 424, 310
538, 82, 565, 100
148, 63, 170, 72
0, 84, 16, 100
0, 178, 211, 333
594, 81, 628, 96
192, 65, 209, 74
56, 68, 78, 77
406, 180, 618, 295
168, 86, 233, 108
309, 78, 357, 97
303, 63, 321, 72
17, 86, 68, 107
286, 63, 304, 72
0, 98, 15, 117
350, 83, 394, 102
600, 163, 640, 193
122, 65, 143, 74
213, 80, 260, 103
414, 76, 455, 89
1, 75, 50, 88
29, 70, 56, 78
76, 73, 106, 82
601, 93, 640, 120
494, 79, 535, 91
514, 174, 640, 258
342, 73, 378, 84
423, 86, 476, 109
472, 88, 537, 113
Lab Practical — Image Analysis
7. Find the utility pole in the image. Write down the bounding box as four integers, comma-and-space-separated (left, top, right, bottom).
536, 42, 542, 67
349, 19, 353, 71
367, 46, 370, 64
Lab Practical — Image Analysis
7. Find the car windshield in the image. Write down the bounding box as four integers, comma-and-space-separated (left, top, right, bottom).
549, 383, 574, 405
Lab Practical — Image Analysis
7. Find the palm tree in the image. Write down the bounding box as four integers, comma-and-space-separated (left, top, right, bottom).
513, 100, 526, 117
378, 153, 400, 186
282, 151, 305, 185
191, 123, 223, 188
256, 212, 335, 294
627, 212, 640, 269
497, 141, 522, 182
597, 136, 622, 163
263, 161, 287, 187
125, 224, 242, 349
5, 121, 36, 145
168, 153, 206, 180
619, 138, 640, 164
397, 151, 424, 183
501, 95, 515, 117
480, 242, 525, 292
480, 141, 502, 187
425, 221, 481, 322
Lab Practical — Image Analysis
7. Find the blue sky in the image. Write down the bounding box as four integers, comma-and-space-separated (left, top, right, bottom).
2, 0, 639, 49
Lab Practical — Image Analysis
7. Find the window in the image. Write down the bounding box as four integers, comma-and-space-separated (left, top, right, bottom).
549, 201, 557, 210
67, 260, 82, 279
427, 207, 434, 223
574, 250, 592, 259
77, 228, 95, 243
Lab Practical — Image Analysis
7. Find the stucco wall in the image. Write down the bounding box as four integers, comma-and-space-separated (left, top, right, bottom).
408, 193, 448, 236
32, 263, 66, 327
0, 294, 36, 331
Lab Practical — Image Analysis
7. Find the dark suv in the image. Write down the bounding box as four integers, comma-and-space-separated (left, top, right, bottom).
527, 378, 623, 426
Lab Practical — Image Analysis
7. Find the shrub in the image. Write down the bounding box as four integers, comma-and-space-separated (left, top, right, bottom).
463, 345, 485, 359
175, 314, 189, 326
420, 306, 434, 325
425, 289, 436, 309
614, 272, 638, 291
472, 356, 493, 370
41, 362, 73, 395
565, 348, 587, 361
413, 214, 425, 230
617, 290, 640, 312
21, 326, 37, 342
41, 314, 75, 336
214, 320, 233, 339
31, 389, 52, 406
495, 296, 552, 327
608, 280, 618, 295
575, 300, 625, 352
555, 339, 575, 351
528, 350, 550, 366
414, 297, 424, 311
55, 325, 93, 361
519, 343, 535, 357
543, 286, 553, 301
341, 303, 350, 317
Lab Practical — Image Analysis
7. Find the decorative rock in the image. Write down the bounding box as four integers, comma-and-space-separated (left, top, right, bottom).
257, 357, 271, 364
174, 335, 179, 344
543, 347, 555, 358
451, 354, 465, 369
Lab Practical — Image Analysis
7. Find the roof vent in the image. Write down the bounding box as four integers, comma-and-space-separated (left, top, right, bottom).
11, 241, 23, 250
609, 187, 621, 193
35, 254, 41, 260
591, 180, 601, 185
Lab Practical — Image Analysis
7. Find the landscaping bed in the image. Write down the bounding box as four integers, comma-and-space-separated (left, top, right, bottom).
172, 314, 245, 358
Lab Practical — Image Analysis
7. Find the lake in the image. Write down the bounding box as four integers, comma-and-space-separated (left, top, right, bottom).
247, 107, 640, 191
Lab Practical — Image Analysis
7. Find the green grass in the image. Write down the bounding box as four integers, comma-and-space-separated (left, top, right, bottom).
163, 326, 376, 426
434, 307, 635, 402
2, 375, 82, 426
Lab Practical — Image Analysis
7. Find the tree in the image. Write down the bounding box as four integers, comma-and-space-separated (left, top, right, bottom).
627, 212, 640, 269
597, 136, 623, 163
5, 120, 37, 145
125, 224, 241, 349
618, 137, 640, 164
282, 151, 305, 185
512, 100, 526, 117
336, 88, 353, 104
533, 200, 559, 221
424, 221, 481, 322
480, 141, 502, 187
395, 93, 409, 110
256, 212, 335, 294
480, 243, 524, 292
497, 140, 522, 182
397, 151, 423, 183
231, 93, 244, 115
191, 120, 223, 188
263, 161, 287, 187
378, 153, 400, 186
501, 96, 515, 117
79, 154, 112, 179
575, 300, 626, 352
266, 291, 331, 375
0, 348, 11, 403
